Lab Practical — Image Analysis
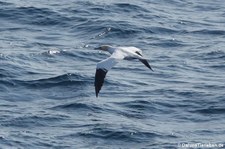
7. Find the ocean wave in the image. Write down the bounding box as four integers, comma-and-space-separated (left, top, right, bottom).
110, 100, 153, 119
13, 73, 91, 89
55, 50, 103, 62
117, 100, 153, 110
193, 50, 225, 71
151, 39, 187, 47
203, 50, 225, 60
149, 27, 180, 34
51, 102, 102, 112
190, 107, 225, 115
1, 114, 67, 127
0, 1, 12, 6
77, 126, 161, 143
190, 29, 225, 36
113, 3, 149, 13
0, 5, 71, 27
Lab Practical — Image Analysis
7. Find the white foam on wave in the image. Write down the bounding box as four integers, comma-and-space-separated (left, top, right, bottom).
47, 48, 63, 55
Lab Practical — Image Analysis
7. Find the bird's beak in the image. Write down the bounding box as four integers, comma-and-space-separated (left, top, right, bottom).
94, 47, 100, 50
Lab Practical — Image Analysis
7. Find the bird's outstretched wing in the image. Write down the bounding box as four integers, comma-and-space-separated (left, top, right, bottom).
95, 68, 108, 97
135, 51, 153, 71
139, 59, 153, 71
95, 51, 124, 97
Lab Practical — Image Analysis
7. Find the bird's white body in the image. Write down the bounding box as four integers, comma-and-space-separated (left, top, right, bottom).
96, 46, 145, 70
94, 45, 153, 97
107, 46, 143, 59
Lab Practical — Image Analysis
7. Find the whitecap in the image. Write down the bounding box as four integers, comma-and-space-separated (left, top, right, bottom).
47, 49, 60, 55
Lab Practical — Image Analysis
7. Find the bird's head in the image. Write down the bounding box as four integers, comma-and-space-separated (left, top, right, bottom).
94, 45, 111, 51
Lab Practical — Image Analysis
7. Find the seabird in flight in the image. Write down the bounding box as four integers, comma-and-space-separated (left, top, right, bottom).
94, 45, 153, 97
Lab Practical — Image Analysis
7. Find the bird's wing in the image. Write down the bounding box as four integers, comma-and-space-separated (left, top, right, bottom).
139, 59, 153, 71
95, 51, 124, 97
135, 51, 153, 71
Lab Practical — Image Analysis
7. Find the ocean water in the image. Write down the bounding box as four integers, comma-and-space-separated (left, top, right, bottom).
0, 0, 225, 148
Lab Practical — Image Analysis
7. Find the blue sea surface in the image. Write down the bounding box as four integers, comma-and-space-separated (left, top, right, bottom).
1, 0, 225, 148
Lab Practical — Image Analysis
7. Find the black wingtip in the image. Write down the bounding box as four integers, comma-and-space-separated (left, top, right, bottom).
139, 59, 153, 71
95, 89, 98, 97
95, 69, 107, 97
95, 86, 99, 97
149, 65, 154, 72
145, 62, 153, 71
147, 66, 154, 71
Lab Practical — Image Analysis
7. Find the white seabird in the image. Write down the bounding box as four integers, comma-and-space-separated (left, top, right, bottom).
94, 45, 153, 97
